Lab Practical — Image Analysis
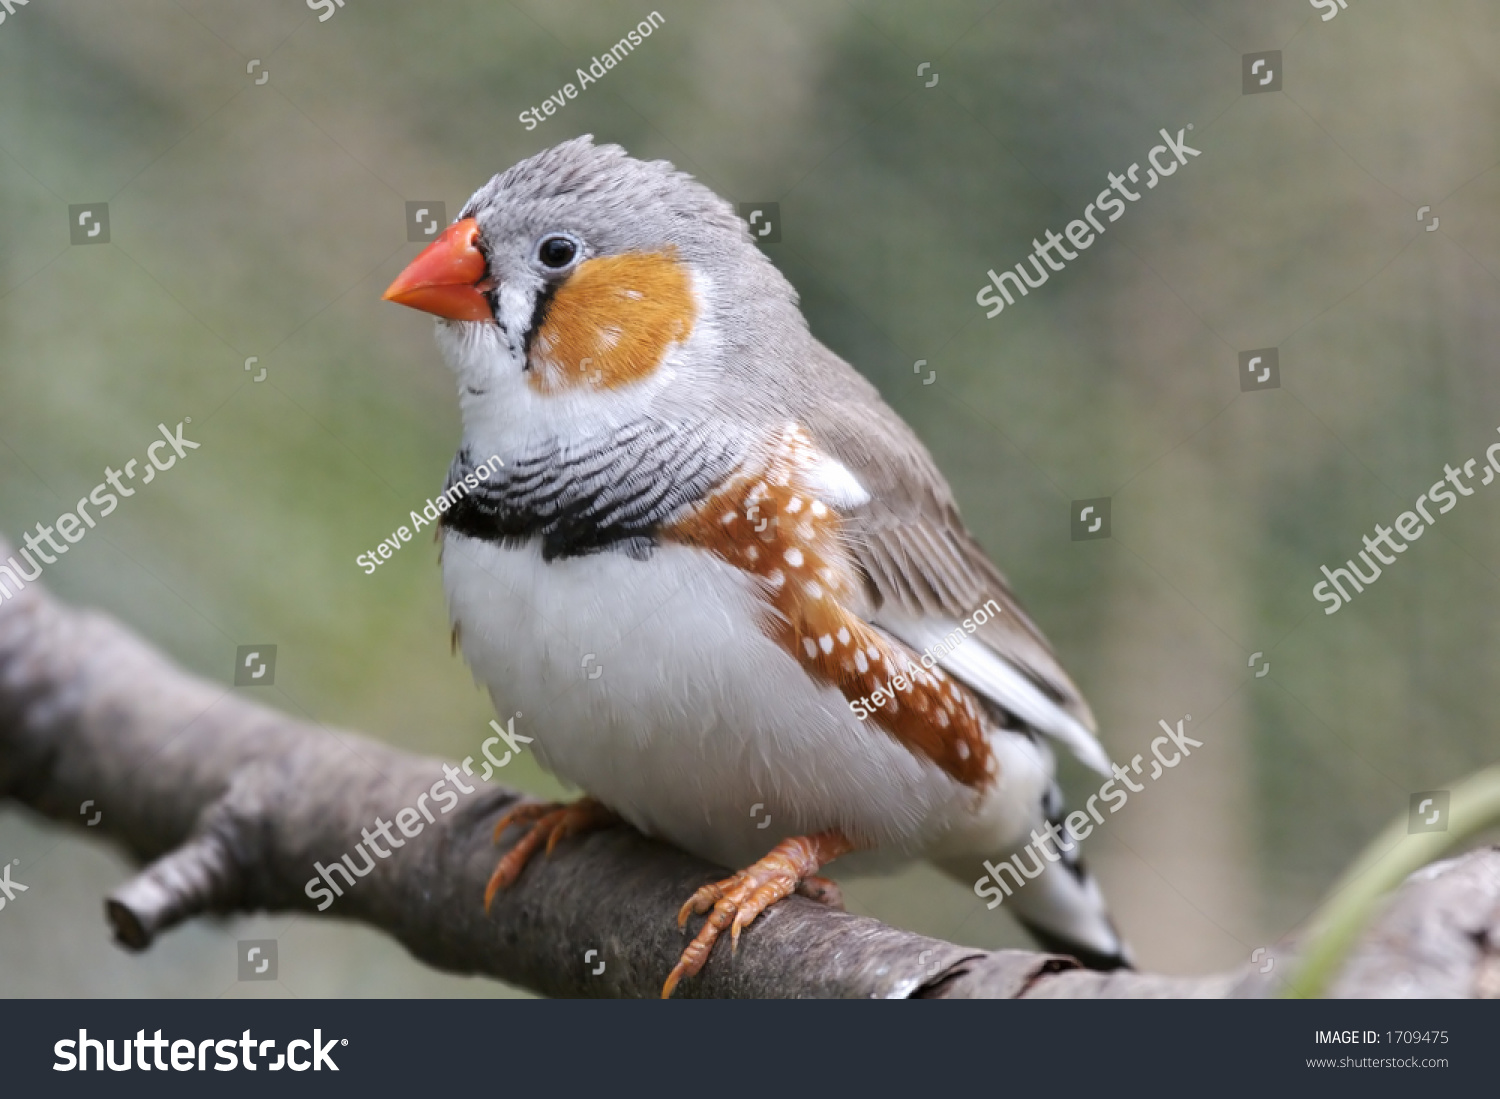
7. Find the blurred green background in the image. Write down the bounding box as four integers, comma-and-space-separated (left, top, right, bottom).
2, 0, 1498, 996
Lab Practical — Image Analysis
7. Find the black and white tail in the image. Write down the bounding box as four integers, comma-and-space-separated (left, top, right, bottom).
944, 780, 1133, 970
1007, 784, 1133, 970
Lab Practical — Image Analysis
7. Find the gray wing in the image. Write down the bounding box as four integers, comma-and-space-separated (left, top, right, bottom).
795, 341, 1109, 773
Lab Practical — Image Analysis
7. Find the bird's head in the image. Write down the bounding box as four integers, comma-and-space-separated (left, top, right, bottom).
383, 137, 795, 449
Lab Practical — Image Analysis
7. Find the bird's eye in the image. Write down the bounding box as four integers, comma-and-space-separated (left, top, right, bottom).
537, 235, 578, 269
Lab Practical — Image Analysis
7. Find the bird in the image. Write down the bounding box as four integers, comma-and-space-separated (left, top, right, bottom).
382, 136, 1132, 997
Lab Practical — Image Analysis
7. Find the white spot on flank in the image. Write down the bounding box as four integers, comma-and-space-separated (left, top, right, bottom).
810, 500, 828, 517
803, 638, 817, 659
783, 547, 804, 568
855, 651, 869, 673
819, 634, 834, 654
953, 728, 964, 748
745, 545, 759, 562
721, 512, 736, 525
766, 569, 785, 590
785, 497, 803, 513
867, 645, 881, 661
836, 627, 851, 645
804, 581, 823, 600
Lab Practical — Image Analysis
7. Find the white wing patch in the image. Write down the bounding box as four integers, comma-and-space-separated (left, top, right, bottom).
805, 452, 870, 510
873, 613, 1113, 776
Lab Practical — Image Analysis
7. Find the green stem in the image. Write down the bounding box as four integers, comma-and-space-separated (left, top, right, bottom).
1284, 763, 1500, 998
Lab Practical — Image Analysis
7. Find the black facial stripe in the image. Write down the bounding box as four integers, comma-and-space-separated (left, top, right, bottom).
440, 421, 747, 561
521, 280, 561, 364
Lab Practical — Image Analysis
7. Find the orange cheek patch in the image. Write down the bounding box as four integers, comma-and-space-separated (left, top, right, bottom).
663, 425, 995, 790
528, 251, 697, 393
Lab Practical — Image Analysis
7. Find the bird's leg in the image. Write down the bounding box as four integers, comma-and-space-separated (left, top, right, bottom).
483, 796, 618, 910
662, 830, 856, 998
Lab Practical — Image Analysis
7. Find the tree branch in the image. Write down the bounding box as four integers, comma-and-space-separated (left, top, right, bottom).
0, 536, 1494, 998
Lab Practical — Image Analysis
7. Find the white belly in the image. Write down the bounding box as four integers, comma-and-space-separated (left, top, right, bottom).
442, 531, 1049, 870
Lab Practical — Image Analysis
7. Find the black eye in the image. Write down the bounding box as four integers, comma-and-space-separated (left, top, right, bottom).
538, 235, 577, 269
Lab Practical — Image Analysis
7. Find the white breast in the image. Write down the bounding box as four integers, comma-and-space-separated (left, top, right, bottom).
441, 531, 1051, 870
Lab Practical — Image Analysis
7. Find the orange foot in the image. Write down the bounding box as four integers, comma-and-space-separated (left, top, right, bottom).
483, 797, 617, 911
662, 830, 856, 998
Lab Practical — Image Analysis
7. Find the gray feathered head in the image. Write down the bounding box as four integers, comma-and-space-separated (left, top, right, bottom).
461, 136, 755, 280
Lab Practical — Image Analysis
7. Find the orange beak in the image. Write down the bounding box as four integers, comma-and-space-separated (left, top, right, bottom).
382, 217, 493, 321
